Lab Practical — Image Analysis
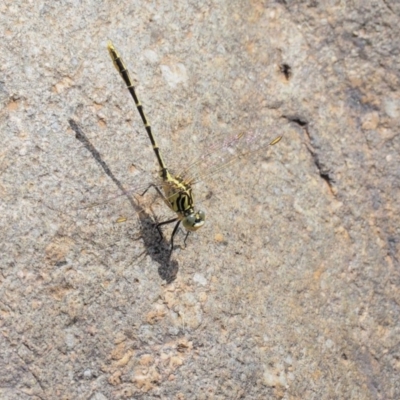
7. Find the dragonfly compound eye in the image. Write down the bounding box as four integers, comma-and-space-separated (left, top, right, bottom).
183, 210, 205, 231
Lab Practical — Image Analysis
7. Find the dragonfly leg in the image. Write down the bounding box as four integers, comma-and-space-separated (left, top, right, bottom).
140, 183, 162, 197
142, 183, 183, 254
183, 231, 191, 248
141, 183, 173, 211
169, 220, 182, 255
156, 217, 179, 254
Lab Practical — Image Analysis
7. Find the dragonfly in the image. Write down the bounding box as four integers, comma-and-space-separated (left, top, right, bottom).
105, 41, 282, 253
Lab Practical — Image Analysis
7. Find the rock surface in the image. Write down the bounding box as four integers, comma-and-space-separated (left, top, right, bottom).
1, 1, 399, 399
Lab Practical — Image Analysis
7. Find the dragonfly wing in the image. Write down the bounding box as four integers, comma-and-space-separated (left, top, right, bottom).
68, 175, 162, 211
66, 131, 282, 215
177, 130, 283, 186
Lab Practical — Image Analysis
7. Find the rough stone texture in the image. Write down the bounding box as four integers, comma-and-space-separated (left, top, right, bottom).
1, 1, 399, 399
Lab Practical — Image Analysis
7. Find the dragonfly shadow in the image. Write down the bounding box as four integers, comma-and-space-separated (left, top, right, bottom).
69, 119, 179, 282
135, 210, 179, 283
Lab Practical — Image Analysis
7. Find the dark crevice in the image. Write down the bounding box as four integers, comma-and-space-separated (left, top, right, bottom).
283, 115, 336, 195
387, 236, 399, 265
283, 115, 308, 127
307, 144, 335, 195
292, 117, 307, 126
314, 158, 335, 194
279, 63, 292, 80
307, 146, 335, 195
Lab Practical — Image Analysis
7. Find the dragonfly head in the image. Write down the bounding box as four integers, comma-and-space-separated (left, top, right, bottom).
182, 209, 206, 231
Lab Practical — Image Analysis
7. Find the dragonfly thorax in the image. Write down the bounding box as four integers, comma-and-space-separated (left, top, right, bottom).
161, 173, 206, 231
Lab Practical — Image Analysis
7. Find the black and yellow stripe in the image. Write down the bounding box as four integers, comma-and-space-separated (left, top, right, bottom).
107, 41, 168, 180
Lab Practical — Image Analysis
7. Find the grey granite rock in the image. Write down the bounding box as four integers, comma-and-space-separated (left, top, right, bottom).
1, 1, 399, 399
